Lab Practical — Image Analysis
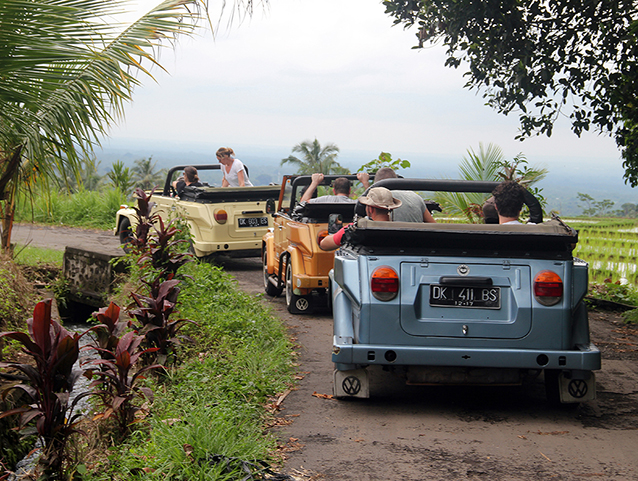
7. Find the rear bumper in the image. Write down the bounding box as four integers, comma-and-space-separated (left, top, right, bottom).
332, 340, 601, 371
192, 240, 262, 257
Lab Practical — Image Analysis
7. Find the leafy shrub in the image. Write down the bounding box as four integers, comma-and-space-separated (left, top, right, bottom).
589, 281, 638, 306
0, 252, 35, 332
87, 329, 162, 438
128, 278, 197, 365
0, 299, 96, 477
622, 309, 638, 324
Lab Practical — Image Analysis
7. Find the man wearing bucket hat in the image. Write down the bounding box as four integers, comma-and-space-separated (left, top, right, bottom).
319, 187, 401, 251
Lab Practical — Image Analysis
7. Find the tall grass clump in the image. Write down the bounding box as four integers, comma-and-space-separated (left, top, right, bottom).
14, 188, 129, 230
88, 260, 295, 480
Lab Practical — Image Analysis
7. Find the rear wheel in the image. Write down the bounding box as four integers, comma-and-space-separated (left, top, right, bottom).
263, 251, 283, 297
118, 218, 134, 252
285, 258, 310, 314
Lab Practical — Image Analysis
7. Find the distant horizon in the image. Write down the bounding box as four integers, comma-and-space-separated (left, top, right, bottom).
96, 137, 636, 216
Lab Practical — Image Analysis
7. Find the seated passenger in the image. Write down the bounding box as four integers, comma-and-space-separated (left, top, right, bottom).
300, 173, 366, 203
492, 181, 526, 224
364, 167, 436, 223
482, 196, 499, 224
320, 187, 401, 251
173, 166, 203, 196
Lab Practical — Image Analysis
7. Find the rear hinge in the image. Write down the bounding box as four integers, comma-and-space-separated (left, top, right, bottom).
502, 260, 511, 270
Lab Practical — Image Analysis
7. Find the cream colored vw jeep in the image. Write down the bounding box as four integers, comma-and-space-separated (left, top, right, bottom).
115, 164, 280, 258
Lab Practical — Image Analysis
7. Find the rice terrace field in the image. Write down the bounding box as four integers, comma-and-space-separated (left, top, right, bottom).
569, 218, 638, 286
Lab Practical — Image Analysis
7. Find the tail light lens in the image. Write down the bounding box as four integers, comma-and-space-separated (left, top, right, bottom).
214, 209, 228, 224
317, 230, 329, 245
534, 270, 563, 306
371, 266, 399, 301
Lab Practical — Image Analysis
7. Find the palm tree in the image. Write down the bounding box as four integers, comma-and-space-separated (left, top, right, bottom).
107, 160, 135, 195
281, 138, 344, 174
0, 0, 218, 251
435, 143, 548, 222
132, 157, 166, 191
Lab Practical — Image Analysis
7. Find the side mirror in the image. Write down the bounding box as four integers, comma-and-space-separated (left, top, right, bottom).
265, 198, 276, 215
328, 213, 343, 234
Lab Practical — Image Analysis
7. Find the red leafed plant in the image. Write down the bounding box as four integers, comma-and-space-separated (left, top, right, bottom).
128, 278, 197, 365
0, 299, 97, 476
127, 187, 159, 255
91, 302, 129, 357
127, 188, 193, 282
86, 329, 162, 438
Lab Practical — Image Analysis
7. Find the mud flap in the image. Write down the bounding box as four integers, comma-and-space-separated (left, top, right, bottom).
333, 368, 370, 399
558, 371, 596, 403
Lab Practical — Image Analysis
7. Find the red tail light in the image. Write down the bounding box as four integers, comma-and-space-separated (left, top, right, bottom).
534, 270, 563, 306
214, 209, 228, 224
371, 266, 399, 301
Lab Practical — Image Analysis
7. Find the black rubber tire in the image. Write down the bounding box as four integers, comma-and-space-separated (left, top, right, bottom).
285, 258, 310, 314
263, 251, 283, 297
118, 218, 134, 252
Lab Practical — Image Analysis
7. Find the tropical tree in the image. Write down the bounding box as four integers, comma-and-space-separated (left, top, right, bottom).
383, 1, 638, 186
132, 157, 166, 191
281, 138, 345, 174
107, 160, 135, 195
0, 0, 213, 252
357, 152, 411, 175
435, 143, 548, 222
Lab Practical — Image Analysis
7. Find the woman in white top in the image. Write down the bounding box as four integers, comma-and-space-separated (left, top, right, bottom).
216, 147, 253, 187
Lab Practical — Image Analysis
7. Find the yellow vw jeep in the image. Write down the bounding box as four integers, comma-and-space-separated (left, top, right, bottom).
262, 175, 365, 314
115, 164, 280, 259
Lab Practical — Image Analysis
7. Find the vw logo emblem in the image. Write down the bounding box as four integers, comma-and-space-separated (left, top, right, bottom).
342, 376, 361, 395
457, 264, 470, 276
296, 298, 310, 311
568, 379, 588, 398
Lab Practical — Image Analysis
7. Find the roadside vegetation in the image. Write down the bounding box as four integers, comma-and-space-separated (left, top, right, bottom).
1, 190, 296, 479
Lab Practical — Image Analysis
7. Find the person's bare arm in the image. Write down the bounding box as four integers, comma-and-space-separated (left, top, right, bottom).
300, 173, 324, 202
320, 225, 347, 251
357, 172, 370, 190
320, 234, 340, 251
423, 208, 436, 223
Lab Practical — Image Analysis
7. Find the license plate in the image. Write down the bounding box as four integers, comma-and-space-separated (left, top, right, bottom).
238, 217, 269, 228
430, 285, 501, 309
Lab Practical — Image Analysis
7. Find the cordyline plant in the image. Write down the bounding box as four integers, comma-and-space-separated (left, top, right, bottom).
85, 329, 162, 439
128, 278, 197, 366
126, 187, 159, 255
126, 187, 193, 283
0, 299, 98, 477
91, 302, 129, 358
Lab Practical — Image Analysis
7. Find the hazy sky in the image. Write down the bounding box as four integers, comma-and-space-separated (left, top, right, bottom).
109, 0, 626, 180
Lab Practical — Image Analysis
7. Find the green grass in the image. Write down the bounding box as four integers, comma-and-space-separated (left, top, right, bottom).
14, 188, 129, 230
88, 261, 295, 480
569, 218, 638, 286
12, 245, 64, 266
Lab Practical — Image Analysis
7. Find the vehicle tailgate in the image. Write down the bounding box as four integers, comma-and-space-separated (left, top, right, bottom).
400, 260, 532, 339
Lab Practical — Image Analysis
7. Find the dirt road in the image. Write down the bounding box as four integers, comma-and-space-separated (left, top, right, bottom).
226, 257, 638, 481
11, 223, 122, 256
12, 225, 638, 480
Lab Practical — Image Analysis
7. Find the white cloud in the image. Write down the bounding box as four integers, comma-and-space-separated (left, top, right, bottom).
112, 0, 624, 172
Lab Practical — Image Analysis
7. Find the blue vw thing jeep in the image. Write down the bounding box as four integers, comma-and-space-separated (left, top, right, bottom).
330, 179, 600, 404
